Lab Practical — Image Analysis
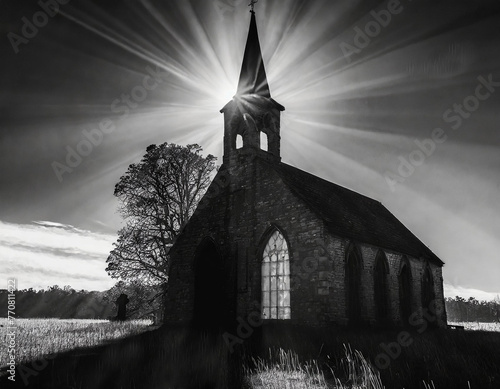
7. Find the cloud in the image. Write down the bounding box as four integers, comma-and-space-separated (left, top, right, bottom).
0, 220, 117, 291
1, 220, 498, 302
444, 284, 500, 302
33, 221, 82, 230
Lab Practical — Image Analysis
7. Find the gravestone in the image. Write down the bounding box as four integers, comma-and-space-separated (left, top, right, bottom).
115, 293, 129, 321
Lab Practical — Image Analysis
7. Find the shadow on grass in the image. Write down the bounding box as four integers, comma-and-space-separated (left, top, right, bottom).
2, 326, 245, 389
1, 323, 500, 388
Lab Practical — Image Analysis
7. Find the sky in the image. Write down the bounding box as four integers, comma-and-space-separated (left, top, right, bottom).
0, 0, 499, 299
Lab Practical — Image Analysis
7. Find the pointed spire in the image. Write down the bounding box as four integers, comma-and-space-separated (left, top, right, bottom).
236, 11, 271, 98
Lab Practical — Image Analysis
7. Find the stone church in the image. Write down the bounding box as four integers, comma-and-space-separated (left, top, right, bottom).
164, 10, 447, 329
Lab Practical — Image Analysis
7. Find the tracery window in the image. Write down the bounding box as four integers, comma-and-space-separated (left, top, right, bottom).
261, 230, 291, 319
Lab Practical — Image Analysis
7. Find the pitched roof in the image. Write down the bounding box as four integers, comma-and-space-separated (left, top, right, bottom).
273, 162, 444, 265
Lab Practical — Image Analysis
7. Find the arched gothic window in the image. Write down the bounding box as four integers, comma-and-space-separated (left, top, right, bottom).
421, 265, 435, 310
421, 264, 437, 328
345, 244, 362, 324
236, 134, 243, 149
399, 259, 412, 325
261, 230, 291, 319
260, 132, 269, 151
374, 251, 389, 322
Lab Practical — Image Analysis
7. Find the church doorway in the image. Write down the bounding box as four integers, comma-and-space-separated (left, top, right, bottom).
193, 239, 229, 329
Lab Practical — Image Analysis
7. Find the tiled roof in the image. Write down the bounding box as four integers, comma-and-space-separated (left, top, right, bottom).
274, 162, 444, 265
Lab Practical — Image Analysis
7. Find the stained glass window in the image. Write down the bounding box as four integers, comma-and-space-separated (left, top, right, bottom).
261, 230, 291, 319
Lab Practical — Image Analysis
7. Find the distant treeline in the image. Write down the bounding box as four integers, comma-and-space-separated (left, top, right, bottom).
445, 296, 500, 323
0, 281, 162, 320
1, 285, 498, 323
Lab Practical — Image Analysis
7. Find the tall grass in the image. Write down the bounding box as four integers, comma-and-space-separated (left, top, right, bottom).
448, 321, 500, 332
245, 345, 384, 389
0, 318, 152, 367
245, 348, 330, 388
1, 322, 500, 388
341, 344, 384, 389
239, 323, 500, 389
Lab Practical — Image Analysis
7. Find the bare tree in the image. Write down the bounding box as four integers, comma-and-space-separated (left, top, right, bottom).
106, 143, 216, 285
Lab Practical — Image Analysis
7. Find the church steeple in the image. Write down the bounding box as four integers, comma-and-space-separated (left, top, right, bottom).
236, 11, 270, 98
221, 9, 284, 166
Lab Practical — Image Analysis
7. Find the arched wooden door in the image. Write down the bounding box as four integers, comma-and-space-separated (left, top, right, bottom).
193, 239, 229, 329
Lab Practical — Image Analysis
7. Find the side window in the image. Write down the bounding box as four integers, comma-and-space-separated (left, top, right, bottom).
236, 134, 243, 149
262, 230, 291, 319
260, 132, 269, 151
345, 244, 362, 323
374, 251, 389, 321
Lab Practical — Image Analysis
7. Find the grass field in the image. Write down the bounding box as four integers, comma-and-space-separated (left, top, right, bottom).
1, 320, 500, 388
448, 321, 500, 332
0, 318, 153, 367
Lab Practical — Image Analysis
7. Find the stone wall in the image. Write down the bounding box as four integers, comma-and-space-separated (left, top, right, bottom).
164, 152, 447, 328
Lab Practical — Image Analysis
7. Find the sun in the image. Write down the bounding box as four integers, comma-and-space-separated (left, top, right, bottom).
213, 78, 238, 109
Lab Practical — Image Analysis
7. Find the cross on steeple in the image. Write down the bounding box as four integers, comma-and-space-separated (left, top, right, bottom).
236, 8, 269, 97
249, 0, 258, 13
